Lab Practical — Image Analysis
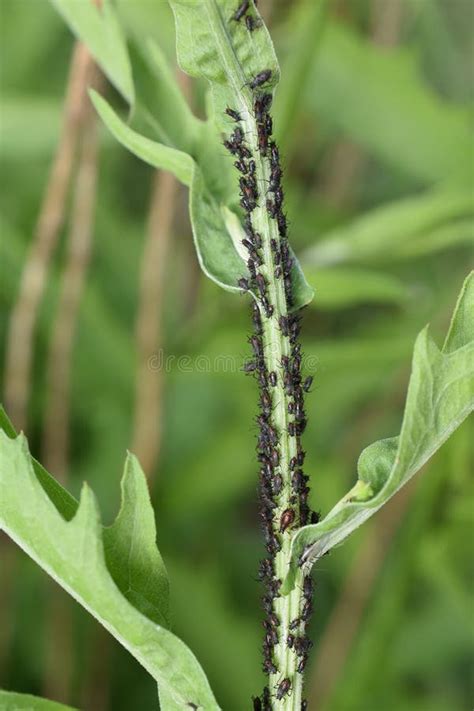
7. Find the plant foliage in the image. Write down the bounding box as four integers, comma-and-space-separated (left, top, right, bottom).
283, 272, 474, 591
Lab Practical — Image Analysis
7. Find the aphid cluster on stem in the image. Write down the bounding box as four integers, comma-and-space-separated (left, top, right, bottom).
223, 41, 317, 707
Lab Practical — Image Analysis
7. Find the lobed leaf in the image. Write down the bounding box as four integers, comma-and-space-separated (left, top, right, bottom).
0, 691, 77, 711
49, 0, 134, 106
282, 272, 474, 592
0, 419, 219, 710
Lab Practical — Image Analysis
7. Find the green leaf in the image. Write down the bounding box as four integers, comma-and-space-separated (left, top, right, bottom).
283, 272, 474, 592
70, 0, 312, 310
168, 0, 313, 309
102, 455, 170, 627
133, 39, 202, 154
169, 0, 279, 132
0, 691, 77, 711
304, 190, 474, 266
91, 28, 313, 309
304, 266, 408, 309
90, 91, 194, 187
49, 0, 134, 106
0, 430, 219, 709
308, 21, 473, 184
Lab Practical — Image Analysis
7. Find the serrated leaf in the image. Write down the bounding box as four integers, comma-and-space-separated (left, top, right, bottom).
283, 272, 474, 592
103, 453, 170, 627
0, 691, 76, 711
0, 430, 219, 710
49, 0, 134, 106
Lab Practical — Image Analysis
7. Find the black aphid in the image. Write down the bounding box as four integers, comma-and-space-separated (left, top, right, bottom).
272, 474, 283, 495
234, 158, 247, 173
269, 141, 280, 165
247, 258, 257, 279
263, 659, 277, 675
276, 678, 291, 700
258, 558, 273, 580
262, 687, 271, 711
269, 448, 279, 468
297, 655, 308, 674
249, 335, 263, 357
303, 375, 313, 392
303, 576, 314, 598
266, 198, 278, 218
225, 106, 242, 121
254, 93, 272, 121
239, 176, 258, 200
268, 371, 277, 387
294, 635, 313, 657
249, 69, 272, 90
277, 211, 287, 235
268, 612, 280, 628
261, 296, 274, 318
239, 145, 252, 159
240, 195, 256, 212
255, 273, 267, 297
253, 231, 263, 249
274, 186, 284, 208
280, 507, 295, 533
223, 138, 240, 155
278, 315, 289, 336
238, 277, 250, 290
246, 15, 261, 32
248, 246, 263, 265
232, 0, 249, 21
301, 598, 313, 621
243, 360, 257, 373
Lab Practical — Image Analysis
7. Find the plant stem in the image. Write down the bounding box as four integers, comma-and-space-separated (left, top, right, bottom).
248, 125, 305, 709
226, 84, 315, 711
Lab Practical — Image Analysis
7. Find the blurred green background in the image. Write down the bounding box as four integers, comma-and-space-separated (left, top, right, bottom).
0, 0, 473, 709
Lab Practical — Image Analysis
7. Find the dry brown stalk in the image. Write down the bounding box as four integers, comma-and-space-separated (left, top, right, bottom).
42, 69, 101, 481
131, 170, 178, 480
4, 42, 95, 433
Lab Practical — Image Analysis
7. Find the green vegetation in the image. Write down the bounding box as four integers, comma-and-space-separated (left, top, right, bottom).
1, 1, 472, 710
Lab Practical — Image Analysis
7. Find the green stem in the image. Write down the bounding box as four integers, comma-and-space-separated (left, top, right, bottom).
241, 100, 305, 711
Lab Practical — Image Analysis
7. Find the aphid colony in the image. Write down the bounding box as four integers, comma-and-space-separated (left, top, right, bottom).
224, 15, 317, 705
231, 0, 261, 32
